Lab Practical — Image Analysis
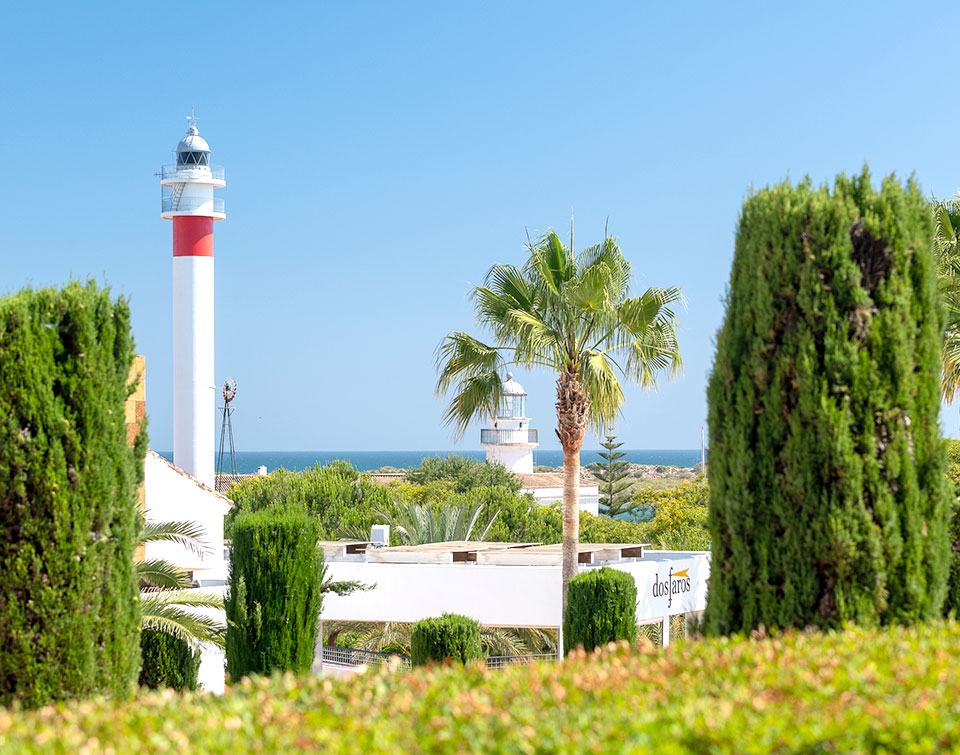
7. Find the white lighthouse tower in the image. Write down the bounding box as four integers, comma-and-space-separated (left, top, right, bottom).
480, 373, 539, 474
160, 117, 226, 488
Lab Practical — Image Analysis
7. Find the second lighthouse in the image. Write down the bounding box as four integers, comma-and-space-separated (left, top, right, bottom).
160, 118, 226, 487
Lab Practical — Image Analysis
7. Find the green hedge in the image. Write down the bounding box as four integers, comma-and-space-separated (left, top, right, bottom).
563, 567, 637, 653
5, 623, 960, 752
138, 631, 200, 691
225, 462, 394, 539
410, 614, 483, 666
0, 281, 145, 709
706, 170, 949, 633
225, 507, 324, 679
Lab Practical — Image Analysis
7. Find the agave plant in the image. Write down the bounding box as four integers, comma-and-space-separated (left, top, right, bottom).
138, 520, 226, 649
377, 499, 497, 545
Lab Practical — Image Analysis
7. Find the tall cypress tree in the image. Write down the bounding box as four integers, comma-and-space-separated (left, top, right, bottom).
596, 435, 635, 517
226, 506, 325, 679
0, 282, 144, 707
704, 170, 950, 634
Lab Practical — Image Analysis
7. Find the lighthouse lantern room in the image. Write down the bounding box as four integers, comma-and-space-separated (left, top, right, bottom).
480, 373, 539, 474
161, 116, 225, 488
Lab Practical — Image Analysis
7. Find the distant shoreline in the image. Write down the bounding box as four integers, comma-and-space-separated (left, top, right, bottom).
159, 449, 706, 474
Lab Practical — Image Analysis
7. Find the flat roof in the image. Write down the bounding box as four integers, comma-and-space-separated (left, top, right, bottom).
356, 540, 649, 566
477, 542, 648, 565
367, 541, 539, 564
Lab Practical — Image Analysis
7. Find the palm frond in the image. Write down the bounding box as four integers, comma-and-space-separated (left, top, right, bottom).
137, 558, 191, 589
140, 588, 226, 649
141, 520, 211, 558
440, 370, 503, 439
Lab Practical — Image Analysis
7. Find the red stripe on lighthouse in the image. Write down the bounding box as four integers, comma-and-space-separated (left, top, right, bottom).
172, 216, 214, 257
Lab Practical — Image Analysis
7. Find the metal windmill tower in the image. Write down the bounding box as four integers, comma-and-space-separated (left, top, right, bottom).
215, 377, 238, 492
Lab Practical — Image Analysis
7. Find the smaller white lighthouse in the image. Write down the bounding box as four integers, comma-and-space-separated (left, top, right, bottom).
481, 373, 539, 474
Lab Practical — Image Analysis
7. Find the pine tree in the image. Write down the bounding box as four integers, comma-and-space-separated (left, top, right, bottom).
704, 170, 950, 634
596, 435, 635, 518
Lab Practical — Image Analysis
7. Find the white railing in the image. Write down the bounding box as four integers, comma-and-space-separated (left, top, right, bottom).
161, 196, 225, 214
321, 645, 411, 670
161, 164, 225, 180
321, 646, 557, 671
480, 428, 538, 445
485, 653, 557, 668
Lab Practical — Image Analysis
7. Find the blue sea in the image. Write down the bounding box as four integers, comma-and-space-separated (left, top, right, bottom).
158, 449, 703, 474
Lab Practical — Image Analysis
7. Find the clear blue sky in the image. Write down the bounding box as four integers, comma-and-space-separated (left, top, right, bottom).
2, 1, 959, 451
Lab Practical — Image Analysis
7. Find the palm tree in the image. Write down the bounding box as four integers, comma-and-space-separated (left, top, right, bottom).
935, 197, 960, 419
138, 520, 225, 649
436, 228, 682, 610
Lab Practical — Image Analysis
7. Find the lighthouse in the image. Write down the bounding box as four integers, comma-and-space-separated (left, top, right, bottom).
480, 373, 539, 473
160, 117, 225, 487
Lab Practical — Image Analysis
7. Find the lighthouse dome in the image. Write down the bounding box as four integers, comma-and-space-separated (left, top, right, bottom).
175, 125, 211, 167
502, 372, 526, 396
176, 125, 210, 154
499, 372, 527, 418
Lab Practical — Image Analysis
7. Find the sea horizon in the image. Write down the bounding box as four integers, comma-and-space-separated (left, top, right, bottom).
158, 449, 705, 474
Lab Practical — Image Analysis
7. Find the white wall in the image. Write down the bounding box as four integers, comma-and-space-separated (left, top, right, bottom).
144, 451, 229, 581
322, 552, 710, 627
525, 486, 600, 516
485, 443, 535, 473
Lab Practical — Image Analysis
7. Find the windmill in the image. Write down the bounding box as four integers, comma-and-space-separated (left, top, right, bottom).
215, 377, 238, 492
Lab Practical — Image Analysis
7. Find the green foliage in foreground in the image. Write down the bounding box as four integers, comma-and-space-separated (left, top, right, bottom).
5, 623, 960, 752
138, 631, 200, 691
225, 507, 324, 679
707, 170, 950, 634
0, 281, 145, 709
563, 567, 637, 653
410, 614, 484, 666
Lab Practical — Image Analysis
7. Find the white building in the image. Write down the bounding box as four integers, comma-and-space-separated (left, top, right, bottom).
481, 373, 600, 514
143, 450, 231, 586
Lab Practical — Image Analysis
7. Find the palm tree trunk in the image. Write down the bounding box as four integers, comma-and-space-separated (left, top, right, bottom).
556, 368, 590, 616
561, 441, 581, 613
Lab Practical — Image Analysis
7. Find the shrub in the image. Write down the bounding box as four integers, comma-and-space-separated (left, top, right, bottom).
706, 170, 950, 634
405, 454, 521, 494
7, 623, 960, 752
410, 614, 483, 666
139, 631, 200, 691
0, 281, 144, 709
226, 462, 393, 539
563, 567, 637, 653
630, 478, 708, 520
225, 507, 324, 679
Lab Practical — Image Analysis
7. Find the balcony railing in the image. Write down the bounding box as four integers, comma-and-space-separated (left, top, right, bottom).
161, 196, 225, 214
485, 653, 558, 668
480, 428, 538, 445
320, 646, 557, 672
321, 645, 411, 670
160, 164, 225, 181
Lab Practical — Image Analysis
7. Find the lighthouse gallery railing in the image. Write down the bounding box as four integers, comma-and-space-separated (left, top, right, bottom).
480, 429, 538, 445
160, 164, 225, 181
